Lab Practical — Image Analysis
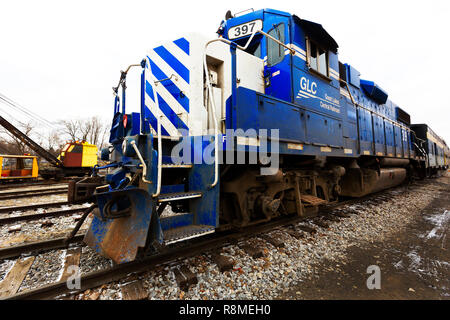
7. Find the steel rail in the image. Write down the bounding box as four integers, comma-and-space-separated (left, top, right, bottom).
0, 201, 70, 214
0, 235, 85, 261
0, 181, 67, 191
0, 186, 68, 197
0, 188, 68, 201
0, 208, 86, 225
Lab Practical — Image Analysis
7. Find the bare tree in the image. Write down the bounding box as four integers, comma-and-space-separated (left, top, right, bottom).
99, 124, 110, 150
0, 120, 36, 154
59, 119, 80, 141
58, 116, 109, 150
46, 130, 65, 156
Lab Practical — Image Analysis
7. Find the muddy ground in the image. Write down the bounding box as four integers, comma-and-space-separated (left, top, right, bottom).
281, 176, 450, 300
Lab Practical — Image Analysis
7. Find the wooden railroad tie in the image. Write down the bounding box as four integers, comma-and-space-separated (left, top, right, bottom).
174, 266, 198, 291
121, 281, 148, 300
0, 256, 35, 298
40, 220, 54, 228
345, 208, 360, 215
59, 247, 82, 283
240, 244, 265, 259
333, 211, 350, 218
211, 254, 234, 273
297, 225, 317, 234
261, 234, 285, 248
285, 229, 305, 240
323, 214, 340, 222
313, 220, 329, 229
8, 225, 21, 233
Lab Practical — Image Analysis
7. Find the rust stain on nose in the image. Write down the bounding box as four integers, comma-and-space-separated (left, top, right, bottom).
84, 188, 153, 264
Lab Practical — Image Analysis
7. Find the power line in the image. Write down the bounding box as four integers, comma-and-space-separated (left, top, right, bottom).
0, 92, 57, 130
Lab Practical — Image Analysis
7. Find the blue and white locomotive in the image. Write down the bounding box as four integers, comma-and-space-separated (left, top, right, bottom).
71, 8, 449, 264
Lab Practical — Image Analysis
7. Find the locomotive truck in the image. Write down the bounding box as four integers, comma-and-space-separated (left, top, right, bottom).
69, 8, 449, 264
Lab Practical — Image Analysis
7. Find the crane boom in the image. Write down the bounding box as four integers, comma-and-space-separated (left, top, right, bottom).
0, 115, 62, 167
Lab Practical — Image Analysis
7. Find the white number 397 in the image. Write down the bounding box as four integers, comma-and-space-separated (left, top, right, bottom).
228, 20, 263, 40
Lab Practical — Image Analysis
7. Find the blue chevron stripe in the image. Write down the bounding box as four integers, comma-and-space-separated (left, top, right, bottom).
144, 82, 170, 136
148, 58, 189, 112
173, 37, 190, 55
145, 80, 155, 101
143, 106, 170, 137
156, 92, 189, 132
153, 46, 190, 84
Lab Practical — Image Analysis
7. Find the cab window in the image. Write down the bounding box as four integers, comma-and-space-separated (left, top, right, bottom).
2, 158, 16, 170
24, 158, 33, 169
245, 40, 261, 57
267, 23, 285, 66
307, 38, 329, 77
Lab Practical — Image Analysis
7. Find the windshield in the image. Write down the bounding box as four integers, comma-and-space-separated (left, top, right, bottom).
234, 35, 263, 58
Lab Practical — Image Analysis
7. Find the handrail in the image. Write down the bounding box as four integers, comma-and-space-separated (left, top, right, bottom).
234, 8, 255, 17
204, 29, 294, 188
112, 63, 142, 93
145, 60, 163, 197
115, 61, 161, 195
154, 74, 178, 85
130, 140, 152, 184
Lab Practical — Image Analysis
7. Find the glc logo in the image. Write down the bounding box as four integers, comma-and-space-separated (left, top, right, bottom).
300, 77, 317, 95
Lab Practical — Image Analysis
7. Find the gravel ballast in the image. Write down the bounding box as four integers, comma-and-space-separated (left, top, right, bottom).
73, 175, 449, 300
0, 175, 447, 299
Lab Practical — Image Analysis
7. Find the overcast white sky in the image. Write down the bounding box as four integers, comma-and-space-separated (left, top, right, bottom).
1, 0, 449, 142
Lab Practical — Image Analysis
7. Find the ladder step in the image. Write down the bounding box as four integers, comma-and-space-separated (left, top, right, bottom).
161, 164, 193, 169
301, 194, 328, 206
158, 191, 202, 202
164, 225, 215, 245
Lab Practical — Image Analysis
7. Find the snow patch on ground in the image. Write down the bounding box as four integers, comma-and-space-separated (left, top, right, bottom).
407, 250, 422, 270
424, 210, 449, 240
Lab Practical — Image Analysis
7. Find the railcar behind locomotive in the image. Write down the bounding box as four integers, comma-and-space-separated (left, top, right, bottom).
70, 8, 448, 264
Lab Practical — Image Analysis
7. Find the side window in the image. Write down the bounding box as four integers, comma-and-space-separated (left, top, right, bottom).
245, 41, 261, 58
307, 38, 329, 77
72, 145, 83, 153
24, 159, 33, 169
267, 23, 285, 66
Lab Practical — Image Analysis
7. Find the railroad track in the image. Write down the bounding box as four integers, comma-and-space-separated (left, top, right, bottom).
0, 191, 387, 300
0, 181, 68, 191
3, 216, 307, 300
0, 235, 85, 261
0, 207, 86, 225
0, 181, 416, 300
0, 187, 68, 201
0, 201, 70, 214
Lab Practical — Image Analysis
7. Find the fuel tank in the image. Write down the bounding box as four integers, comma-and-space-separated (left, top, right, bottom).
340, 168, 407, 198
